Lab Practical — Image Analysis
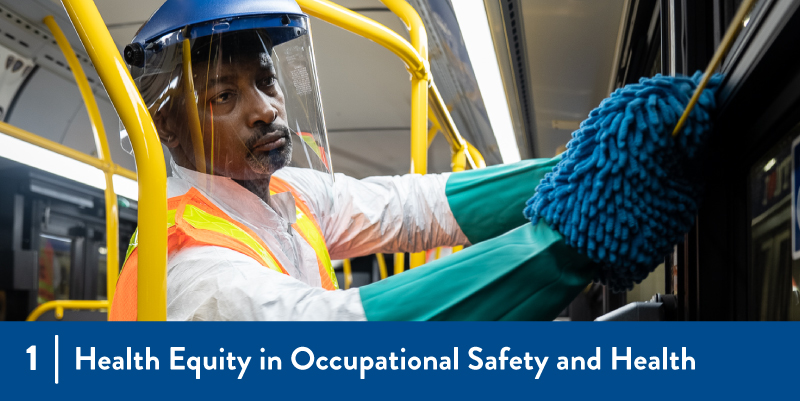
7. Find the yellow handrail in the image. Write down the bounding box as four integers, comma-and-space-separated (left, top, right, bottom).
297, 0, 427, 80
44, 16, 120, 309
26, 300, 108, 321
181, 39, 208, 175
0, 121, 136, 181
393, 253, 405, 275
296, 0, 484, 171
466, 142, 487, 169
429, 82, 480, 169
62, 0, 168, 321
375, 253, 388, 280
343, 258, 353, 289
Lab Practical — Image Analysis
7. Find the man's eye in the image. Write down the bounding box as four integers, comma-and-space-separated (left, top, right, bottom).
212, 91, 233, 104
259, 77, 276, 87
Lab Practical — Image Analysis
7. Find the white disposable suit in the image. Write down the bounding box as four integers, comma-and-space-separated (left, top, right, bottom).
165, 160, 470, 321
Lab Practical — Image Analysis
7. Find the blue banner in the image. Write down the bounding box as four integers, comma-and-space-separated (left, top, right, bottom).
0, 322, 796, 399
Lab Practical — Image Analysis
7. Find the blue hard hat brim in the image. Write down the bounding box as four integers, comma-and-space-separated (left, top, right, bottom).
142, 14, 308, 52
133, 0, 305, 45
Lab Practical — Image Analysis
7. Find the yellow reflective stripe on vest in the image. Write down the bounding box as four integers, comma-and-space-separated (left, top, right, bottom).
294, 209, 338, 289
181, 204, 283, 273
167, 209, 176, 228
270, 189, 337, 289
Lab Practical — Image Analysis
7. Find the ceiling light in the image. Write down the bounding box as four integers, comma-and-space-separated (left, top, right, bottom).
452, 0, 521, 164
0, 133, 138, 200
763, 158, 776, 172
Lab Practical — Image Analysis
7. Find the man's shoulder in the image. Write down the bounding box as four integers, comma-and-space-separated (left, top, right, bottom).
274, 166, 328, 181
273, 166, 334, 199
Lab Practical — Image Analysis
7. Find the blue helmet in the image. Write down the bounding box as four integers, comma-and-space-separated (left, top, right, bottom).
124, 0, 307, 67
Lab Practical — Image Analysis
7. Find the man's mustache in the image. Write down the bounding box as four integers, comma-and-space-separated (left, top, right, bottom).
245, 123, 292, 150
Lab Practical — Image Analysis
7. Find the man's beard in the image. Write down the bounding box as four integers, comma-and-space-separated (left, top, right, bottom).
244, 123, 293, 175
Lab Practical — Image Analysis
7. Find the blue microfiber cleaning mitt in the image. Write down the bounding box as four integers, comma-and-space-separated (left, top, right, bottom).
525, 72, 723, 292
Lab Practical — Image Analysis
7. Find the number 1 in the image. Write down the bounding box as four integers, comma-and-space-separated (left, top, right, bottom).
27, 345, 36, 370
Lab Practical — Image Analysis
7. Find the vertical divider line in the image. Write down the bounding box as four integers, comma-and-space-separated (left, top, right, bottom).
55, 335, 59, 384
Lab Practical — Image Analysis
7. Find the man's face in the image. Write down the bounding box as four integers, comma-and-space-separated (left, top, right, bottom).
161, 48, 293, 179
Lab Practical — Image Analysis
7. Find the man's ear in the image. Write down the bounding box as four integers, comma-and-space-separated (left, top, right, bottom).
153, 109, 181, 149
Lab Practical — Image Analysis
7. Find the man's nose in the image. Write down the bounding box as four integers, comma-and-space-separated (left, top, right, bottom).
244, 87, 277, 127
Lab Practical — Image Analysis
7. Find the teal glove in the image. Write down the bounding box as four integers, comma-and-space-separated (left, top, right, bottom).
359, 220, 595, 321
446, 157, 560, 245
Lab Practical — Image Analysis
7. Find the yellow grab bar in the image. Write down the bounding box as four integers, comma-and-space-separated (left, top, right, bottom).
375, 253, 388, 280
297, 10, 485, 178
44, 16, 120, 309
62, 0, 168, 321
0, 121, 136, 181
343, 258, 353, 289
182, 39, 208, 175
451, 146, 467, 172
427, 105, 440, 148
381, 0, 427, 59
297, 0, 428, 80
466, 142, 486, 169
408, 66, 428, 269
429, 82, 481, 169
26, 300, 108, 321
394, 253, 405, 275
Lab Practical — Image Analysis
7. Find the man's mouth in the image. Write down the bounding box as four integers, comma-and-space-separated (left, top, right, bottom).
250, 130, 289, 153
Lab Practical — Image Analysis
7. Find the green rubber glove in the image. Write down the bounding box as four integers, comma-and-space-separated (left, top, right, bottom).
359, 220, 596, 321
446, 156, 560, 245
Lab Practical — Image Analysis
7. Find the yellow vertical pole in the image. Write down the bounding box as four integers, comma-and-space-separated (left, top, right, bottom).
408, 76, 428, 269
375, 253, 388, 280
61, 0, 167, 321
43, 16, 120, 311
451, 147, 467, 172
427, 105, 440, 147
343, 259, 353, 289
182, 39, 207, 175
466, 142, 487, 169
382, 0, 428, 269
394, 253, 405, 275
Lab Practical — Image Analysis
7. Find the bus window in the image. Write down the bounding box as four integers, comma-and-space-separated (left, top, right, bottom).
37, 233, 72, 304
748, 127, 800, 321
96, 245, 107, 301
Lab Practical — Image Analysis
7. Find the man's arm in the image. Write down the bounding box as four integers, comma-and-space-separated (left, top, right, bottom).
444, 156, 560, 245
166, 223, 595, 322
276, 169, 469, 259
276, 156, 558, 259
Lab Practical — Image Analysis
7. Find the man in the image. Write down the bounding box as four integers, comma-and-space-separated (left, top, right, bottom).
110, 0, 596, 321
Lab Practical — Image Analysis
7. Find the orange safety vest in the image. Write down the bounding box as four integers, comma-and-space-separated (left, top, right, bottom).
110, 176, 338, 321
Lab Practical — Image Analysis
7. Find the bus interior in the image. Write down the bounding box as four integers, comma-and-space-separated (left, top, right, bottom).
0, 0, 799, 321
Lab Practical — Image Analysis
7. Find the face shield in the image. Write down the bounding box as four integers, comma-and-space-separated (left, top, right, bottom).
124, 14, 332, 184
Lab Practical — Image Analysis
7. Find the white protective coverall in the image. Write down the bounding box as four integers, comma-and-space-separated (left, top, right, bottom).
165, 160, 470, 320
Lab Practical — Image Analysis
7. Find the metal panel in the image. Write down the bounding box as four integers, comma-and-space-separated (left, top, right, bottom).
484, 0, 535, 159
6, 66, 81, 143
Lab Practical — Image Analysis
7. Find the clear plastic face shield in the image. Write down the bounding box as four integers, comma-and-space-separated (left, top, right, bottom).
125, 15, 332, 187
